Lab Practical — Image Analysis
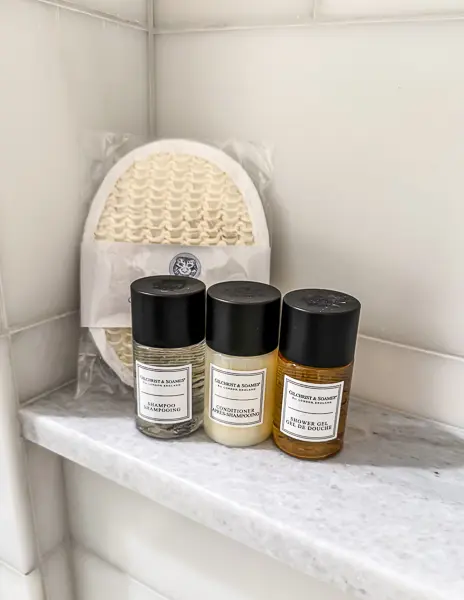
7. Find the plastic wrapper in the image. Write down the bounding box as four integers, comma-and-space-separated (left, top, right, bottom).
76, 134, 274, 399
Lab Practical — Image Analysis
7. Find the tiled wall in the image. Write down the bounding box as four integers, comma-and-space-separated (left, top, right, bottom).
73, 546, 168, 600
68, 0, 147, 23
153, 0, 314, 28
153, 5, 464, 427
152, 0, 464, 29
0, 0, 149, 597
2, 1, 464, 599
66, 462, 353, 600
318, 0, 464, 19
0, 337, 71, 599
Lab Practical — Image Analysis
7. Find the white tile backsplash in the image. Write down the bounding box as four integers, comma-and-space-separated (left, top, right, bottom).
154, 0, 313, 28
26, 443, 67, 557
66, 462, 352, 600
0, 0, 149, 586
0, 338, 36, 573
319, 0, 464, 19
42, 545, 74, 600
68, 0, 147, 24
2, 5, 464, 598
0, 562, 44, 600
154, 22, 464, 360
11, 313, 79, 403
354, 336, 464, 424
73, 546, 168, 600
0, 0, 80, 329
0, 0, 148, 329
58, 9, 149, 135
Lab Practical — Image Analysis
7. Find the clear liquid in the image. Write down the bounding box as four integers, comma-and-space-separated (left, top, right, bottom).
133, 340, 205, 439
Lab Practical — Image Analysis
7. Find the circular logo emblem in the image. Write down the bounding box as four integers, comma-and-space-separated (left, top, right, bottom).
169, 252, 201, 278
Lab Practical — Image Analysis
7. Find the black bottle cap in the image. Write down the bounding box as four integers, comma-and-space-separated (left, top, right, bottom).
131, 276, 206, 348
280, 289, 361, 368
207, 281, 281, 357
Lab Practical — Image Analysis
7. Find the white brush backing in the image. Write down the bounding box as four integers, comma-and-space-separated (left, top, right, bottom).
82, 139, 270, 386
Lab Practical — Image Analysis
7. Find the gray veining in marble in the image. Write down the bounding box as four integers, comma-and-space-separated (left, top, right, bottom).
20, 387, 464, 600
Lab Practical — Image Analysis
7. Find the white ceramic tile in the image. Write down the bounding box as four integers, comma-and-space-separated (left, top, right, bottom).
26, 443, 67, 557
0, 562, 43, 600
69, 0, 147, 24
58, 8, 149, 135
66, 463, 351, 600
0, 338, 36, 572
0, 0, 80, 329
354, 335, 464, 424
0, 0, 148, 329
155, 22, 464, 358
73, 546, 168, 600
42, 545, 74, 600
154, 0, 313, 28
11, 313, 79, 403
319, 0, 464, 19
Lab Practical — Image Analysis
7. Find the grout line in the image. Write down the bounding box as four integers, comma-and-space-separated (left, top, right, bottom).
22, 447, 50, 600
15, 329, 464, 401
0, 304, 8, 338
32, 543, 65, 570
61, 468, 79, 600
147, 0, 157, 138
152, 12, 464, 35
63, 537, 78, 600
31, 0, 464, 34
317, 12, 464, 25
0, 557, 35, 578
153, 21, 319, 35
3, 320, 49, 598
358, 333, 464, 364
6, 325, 23, 417
312, 0, 319, 20
0, 256, 10, 333
34, 0, 148, 31
20, 377, 77, 600
10, 311, 78, 336
9, 317, 464, 385
21, 380, 77, 409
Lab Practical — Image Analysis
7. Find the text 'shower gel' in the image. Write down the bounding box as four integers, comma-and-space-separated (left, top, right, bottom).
80, 139, 271, 387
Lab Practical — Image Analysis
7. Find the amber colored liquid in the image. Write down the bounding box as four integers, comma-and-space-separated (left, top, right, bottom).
272, 352, 354, 460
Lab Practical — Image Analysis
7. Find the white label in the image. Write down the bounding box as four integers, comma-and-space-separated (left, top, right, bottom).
136, 362, 192, 424
280, 376, 344, 442
81, 242, 270, 328
209, 364, 266, 427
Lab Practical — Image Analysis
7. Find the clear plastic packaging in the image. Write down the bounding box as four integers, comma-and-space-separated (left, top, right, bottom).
76, 134, 274, 399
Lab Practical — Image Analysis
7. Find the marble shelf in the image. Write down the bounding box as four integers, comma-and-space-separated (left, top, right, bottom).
20, 386, 464, 600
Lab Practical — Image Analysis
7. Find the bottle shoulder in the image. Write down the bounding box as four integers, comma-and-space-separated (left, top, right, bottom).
277, 352, 353, 383
206, 347, 278, 371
